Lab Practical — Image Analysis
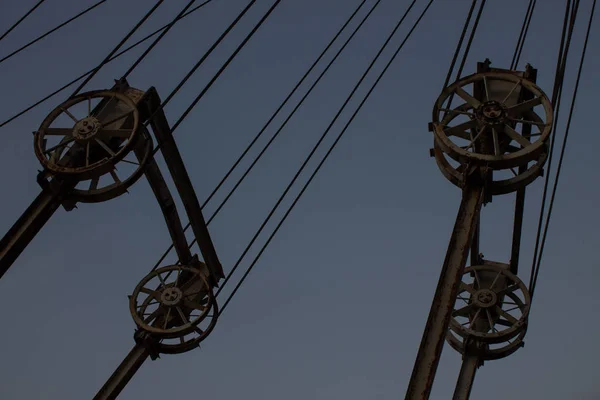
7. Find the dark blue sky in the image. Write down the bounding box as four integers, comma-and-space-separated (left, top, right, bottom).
1, 0, 599, 399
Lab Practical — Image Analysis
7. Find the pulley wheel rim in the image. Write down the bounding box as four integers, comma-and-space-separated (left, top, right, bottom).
34, 90, 140, 180
432, 71, 552, 169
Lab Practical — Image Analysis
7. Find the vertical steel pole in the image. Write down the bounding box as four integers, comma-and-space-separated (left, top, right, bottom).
452, 352, 479, 400
405, 181, 484, 400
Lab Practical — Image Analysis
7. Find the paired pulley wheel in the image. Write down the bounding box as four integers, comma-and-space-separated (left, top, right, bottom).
447, 325, 527, 361
449, 264, 530, 344
432, 71, 552, 170
432, 104, 547, 194
34, 90, 140, 180
129, 265, 217, 346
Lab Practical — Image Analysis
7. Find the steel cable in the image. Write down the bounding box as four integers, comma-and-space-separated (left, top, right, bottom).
161, 0, 284, 136
511, 0, 537, 70
0, 0, 107, 66
144, 0, 262, 132
0, 1, 215, 128
0, 0, 46, 43
120, 0, 201, 79
442, 0, 487, 118
149, 0, 376, 270
70, 0, 166, 97
214, 0, 421, 298
219, 0, 437, 313
442, 0, 478, 91
529, 0, 580, 293
530, 0, 595, 299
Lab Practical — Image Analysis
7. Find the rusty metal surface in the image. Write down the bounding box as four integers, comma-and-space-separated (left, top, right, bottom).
144, 88, 224, 282
405, 181, 484, 400
431, 141, 545, 195
432, 71, 553, 170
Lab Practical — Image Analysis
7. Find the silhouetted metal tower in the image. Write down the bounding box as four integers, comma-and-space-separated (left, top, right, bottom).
405, 60, 552, 399
0, 80, 224, 399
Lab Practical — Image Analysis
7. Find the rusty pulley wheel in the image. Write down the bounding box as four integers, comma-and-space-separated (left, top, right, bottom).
129, 265, 214, 339
432, 71, 552, 170
446, 325, 527, 361
449, 264, 531, 344
34, 90, 140, 180
154, 296, 218, 355
69, 126, 153, 203
431, 103, 547, 194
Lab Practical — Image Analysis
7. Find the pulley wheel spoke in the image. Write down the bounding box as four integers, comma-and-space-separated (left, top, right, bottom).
503, 124, 531, 147
43, 128, 73, 136
455, 86, 481, 108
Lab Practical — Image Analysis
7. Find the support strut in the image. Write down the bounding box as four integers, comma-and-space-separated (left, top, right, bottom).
452, 349, 480, 400
145, 89, 224, 282
93, 343, 151, 400
405, 179, 484, 400
0, 178, 75, 278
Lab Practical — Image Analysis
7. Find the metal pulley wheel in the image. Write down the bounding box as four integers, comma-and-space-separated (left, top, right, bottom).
69, 126, 154, 203
446, 325, 527, 361
129, 265, 215, 339
154, 297, 218, 355
449, 264, 530, 344
431, 103, 547, 194
432, 71, 552, 170
34, 90, 140, 180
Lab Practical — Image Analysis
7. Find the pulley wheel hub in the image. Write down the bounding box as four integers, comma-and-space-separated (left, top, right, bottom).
160, 287, 183, 306
73, 116, 101, 140
477, 101, 506, 125
473, 289, 497, 309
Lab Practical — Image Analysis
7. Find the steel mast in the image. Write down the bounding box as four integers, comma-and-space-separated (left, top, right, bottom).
405, 60, 552, 399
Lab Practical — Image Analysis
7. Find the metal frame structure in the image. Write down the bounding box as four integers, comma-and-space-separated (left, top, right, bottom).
405, 61, 550, 400
0, 80, 224, 399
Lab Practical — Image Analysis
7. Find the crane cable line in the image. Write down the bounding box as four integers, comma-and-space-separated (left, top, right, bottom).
220, 0, 437, 314
511, 0, 537, 70
205, 0, 385, 227
529, 0, 580, 296
149, 0, 376, 271
441, 0, 478, 91
441, 0, 487, 120
0, 0, 107, 66
142, 0, 263, 135
528, 0, 575, 293
0, 0, 215, 129
530, 0, 595, 300
120, 0, 204, 80
215, 0, 423, 299
70, 0, 166, 97
155, 0, 283, 139
212, 0, 392, 294
0, 0, 46, 43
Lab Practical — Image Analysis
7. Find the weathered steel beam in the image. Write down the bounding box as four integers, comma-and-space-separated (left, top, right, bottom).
405, 180, 484, 400
0, 179, 74, 278
0, 82, 128, 279
93, 343, 150, 400
144, 88, 224, 282
510, 65, 537, 274
452, 350, 480, 400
